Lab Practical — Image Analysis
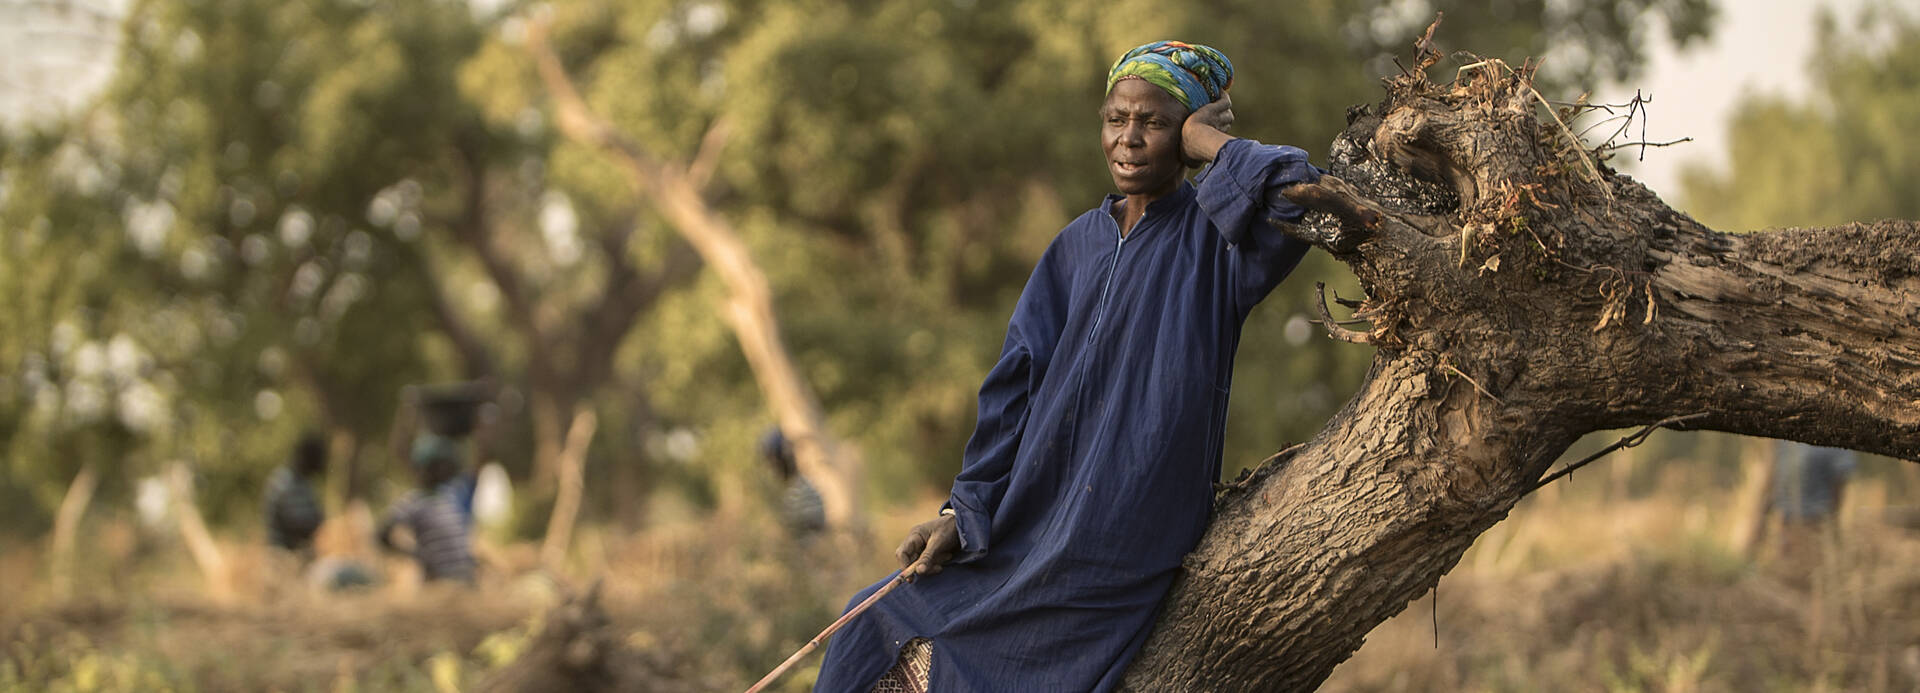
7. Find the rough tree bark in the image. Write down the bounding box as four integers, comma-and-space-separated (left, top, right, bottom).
1118, 47, 1920, 690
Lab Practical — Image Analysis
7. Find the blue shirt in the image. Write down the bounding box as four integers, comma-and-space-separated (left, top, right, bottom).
1773, 441, 1857, 523
815, 138, 1320, 692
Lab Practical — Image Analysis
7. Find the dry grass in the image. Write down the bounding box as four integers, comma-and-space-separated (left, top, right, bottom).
0, 496, 931, 692
1324, 469, 1920, 693
5, 473, 1917, 692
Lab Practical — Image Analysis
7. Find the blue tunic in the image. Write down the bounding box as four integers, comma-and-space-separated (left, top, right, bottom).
815, 138, 1321, 692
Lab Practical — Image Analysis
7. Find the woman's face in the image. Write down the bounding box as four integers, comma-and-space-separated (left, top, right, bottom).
1101, 78, 1187, 201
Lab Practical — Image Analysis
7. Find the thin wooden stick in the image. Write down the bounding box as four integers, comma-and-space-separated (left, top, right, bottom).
1527, 412, 1707, 494
744, 563, 924, 693
1441, 361, 1504, 406
1314, 283, 1372, 344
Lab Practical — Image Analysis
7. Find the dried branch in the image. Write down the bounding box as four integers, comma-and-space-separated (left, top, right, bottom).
1413, 13, 1445, 72
49, 464, 98, 600
525, 17, 670, 188
1315, 282, 1373, 344
1440, 361, 1503, 405
1527, 413, 1709, 494
1597, 137, 1693, 153
1575, 113, 1634, 141
1546, 96, 1653, 114
1525, 81, 1611, 204
687, 115, 734, 190
1453, 59, 1502, 85
1562, 90, 1693, 162
1279, 175, 1385, 253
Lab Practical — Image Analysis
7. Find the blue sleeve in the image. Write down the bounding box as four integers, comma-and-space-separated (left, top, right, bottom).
1196, 137, 1323, 316
944, 238, 1070, 563
450, 474, 477, 524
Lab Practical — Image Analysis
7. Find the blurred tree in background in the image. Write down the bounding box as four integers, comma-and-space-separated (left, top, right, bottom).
1681, 2, 1920, 231
1640, 3, 1920, 492
1, 0, 1717, 536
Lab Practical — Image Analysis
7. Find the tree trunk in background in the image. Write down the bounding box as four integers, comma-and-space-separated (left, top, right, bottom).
326, 427, 360, 513
527, 23, 866, 533
529, 390, 567, 494
440, 132, 693, 501
542, 406, 600, 571
1121, 50, 1918, 689
168, 463, 231, 603
1736, 444, 1778, 558
48, 463, 98, 600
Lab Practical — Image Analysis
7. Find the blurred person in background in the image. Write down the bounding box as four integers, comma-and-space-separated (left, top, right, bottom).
761, 427, 828, 537
377, 434, 477, 585
1774, 441, 1856, 527
1764, 440, 1858, 562
815, 40, 1322, 692
263, 431, 328, 555
388, 382, 493, 526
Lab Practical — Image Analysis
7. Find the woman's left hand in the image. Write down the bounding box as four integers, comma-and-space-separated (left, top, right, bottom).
1182, 92, 1236, 165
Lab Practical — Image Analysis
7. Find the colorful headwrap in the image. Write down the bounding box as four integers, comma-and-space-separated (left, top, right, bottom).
1105, 40, 1234, 112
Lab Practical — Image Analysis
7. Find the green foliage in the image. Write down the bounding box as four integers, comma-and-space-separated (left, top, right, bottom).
2, 632, 187, 693
1682, 4, 1920, 230
1, 610, 513, 693
0, 0, 563, 526
570, 0, 1718, 490
2, 0, 1714, 527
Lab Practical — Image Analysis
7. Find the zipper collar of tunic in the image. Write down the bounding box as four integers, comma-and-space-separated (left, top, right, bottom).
1101, 180, 1196, 239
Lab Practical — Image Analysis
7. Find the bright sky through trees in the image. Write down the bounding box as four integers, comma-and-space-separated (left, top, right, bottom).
1594, 0, 1881, 196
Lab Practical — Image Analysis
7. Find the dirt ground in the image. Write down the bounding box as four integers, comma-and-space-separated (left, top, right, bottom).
1323, 485, 1920, 692
0, 513, 860, 692
6, 479, 1919, 692
4, 581, 533, 690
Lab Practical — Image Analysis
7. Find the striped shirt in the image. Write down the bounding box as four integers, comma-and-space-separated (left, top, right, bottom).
380, 485, 475, 583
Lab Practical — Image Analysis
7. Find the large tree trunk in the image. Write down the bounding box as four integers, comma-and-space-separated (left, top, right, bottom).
1121, 54, 1919, 689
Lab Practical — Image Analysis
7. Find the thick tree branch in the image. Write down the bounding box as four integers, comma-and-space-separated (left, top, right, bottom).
405, 242, 496, 378
1121, 28, 1920, 690
687, 115, 733, 191
451, 138, 550, 354
445, 136, 573, 484
570, 223, 701, 393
